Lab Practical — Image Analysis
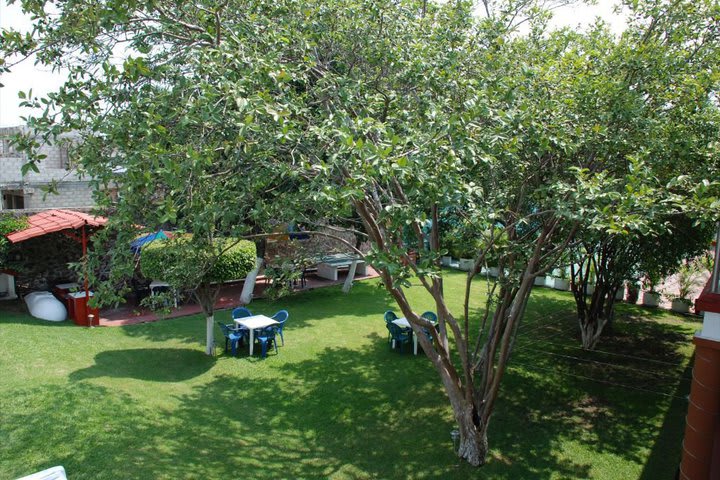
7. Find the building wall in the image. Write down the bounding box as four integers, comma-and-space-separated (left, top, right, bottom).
0, 126, 96, 212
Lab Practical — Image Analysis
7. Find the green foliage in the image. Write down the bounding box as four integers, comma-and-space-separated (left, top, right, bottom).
444, 226, 479, 260
0, 215, 28, 267
140, 237, 256, 286
263, 261, 303, 300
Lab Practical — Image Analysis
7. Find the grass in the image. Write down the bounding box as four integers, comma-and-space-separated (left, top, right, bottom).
0, 270, 698, 479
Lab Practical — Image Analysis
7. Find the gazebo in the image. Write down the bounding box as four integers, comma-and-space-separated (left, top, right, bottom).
5, 209, 107, 325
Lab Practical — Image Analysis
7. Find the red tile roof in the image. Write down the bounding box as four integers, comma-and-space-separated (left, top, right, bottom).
5, 209, 107, 243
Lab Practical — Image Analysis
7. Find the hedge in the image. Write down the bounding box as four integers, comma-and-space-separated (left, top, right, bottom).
140, 237, 256, 285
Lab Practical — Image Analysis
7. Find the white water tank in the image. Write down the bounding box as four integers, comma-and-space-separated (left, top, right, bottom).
24, 291, 67, 322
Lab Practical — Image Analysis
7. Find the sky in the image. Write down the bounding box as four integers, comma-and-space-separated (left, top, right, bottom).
0, 1, 627, 128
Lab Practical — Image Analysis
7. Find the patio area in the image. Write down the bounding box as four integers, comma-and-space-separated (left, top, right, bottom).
98, 267, 380, 326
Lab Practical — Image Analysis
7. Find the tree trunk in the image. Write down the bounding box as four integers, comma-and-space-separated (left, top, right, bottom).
240, 257, 263, 304
205, 314, 215, 355
194, 284, 220, 356
579, 319, 601, 350
456, 408, 489, 466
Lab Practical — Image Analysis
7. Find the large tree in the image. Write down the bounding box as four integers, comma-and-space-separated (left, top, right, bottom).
3, 0, 718, 468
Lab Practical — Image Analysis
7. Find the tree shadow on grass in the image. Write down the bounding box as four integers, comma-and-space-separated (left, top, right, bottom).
117, 281, 397, 347
497, 298, 695, 479
638, 364, 693, 480
69, 348, 214, 382
7, 339, 594, 479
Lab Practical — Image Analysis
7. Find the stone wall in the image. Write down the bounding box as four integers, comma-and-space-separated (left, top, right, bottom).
8, 232, 84, 291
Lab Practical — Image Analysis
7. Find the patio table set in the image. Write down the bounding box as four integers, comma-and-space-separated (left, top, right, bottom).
218, 307, 289, 358
384, 310, 438, 355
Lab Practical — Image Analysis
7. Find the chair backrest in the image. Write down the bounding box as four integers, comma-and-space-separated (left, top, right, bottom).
272, 310, 289, 324
384, 310, 398, 323
386, 322, 407, 340
217, 322, 231, 336
258, 325, 277, 338
232, 307, 253, 319
420, 311, 437, 323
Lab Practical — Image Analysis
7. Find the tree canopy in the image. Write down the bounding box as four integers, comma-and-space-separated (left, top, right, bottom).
2, 0, 719, 467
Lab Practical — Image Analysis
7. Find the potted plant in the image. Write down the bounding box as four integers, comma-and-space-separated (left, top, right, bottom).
641, 273, 661, 307
665, 261, 699, 314
552, 268, 570, 291
457, 250, 476, 272
440, 252, 453, 267
446, 227, 477, 272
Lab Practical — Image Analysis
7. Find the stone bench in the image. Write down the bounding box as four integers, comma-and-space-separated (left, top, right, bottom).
316, 256, 367, 281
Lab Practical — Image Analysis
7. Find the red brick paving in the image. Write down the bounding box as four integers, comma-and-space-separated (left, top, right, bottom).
98, 268, 379, 326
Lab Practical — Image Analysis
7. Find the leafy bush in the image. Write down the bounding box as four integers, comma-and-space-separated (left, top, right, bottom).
0, 215, 28, 267
140, 237, 256, 285
444, 227, 479, 259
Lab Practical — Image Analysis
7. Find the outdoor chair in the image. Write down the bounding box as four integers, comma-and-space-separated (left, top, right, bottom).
218, 321, 244, 356
384, 310, 399, 323
232, 307, 253, 319
384, 310, 398, 344
420, 311, 438, 340
386, 322, 412, 353
231, 307, 253, 342
271, 309, 289, 346
256, 325, 279, 358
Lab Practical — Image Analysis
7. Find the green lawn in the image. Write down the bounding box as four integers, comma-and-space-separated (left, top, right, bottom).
0, 271, 697, 479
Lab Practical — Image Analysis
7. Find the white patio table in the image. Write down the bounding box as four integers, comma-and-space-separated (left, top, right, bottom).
392, 318, 419, 355
234, 314, 279, 356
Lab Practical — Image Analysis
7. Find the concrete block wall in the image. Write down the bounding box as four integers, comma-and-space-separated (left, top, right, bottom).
0, 126, 95, 211
23, 181, 95, 210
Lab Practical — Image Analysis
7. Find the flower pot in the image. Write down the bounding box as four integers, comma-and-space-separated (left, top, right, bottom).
458, 258, 474, 271
534, 276, 546, 286
671, 299, 692, 314
553, 278, 570, 291
641, 291, 660, 307
441, 256, 452, 267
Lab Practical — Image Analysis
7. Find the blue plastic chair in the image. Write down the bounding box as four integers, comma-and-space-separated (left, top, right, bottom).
384, 310, 398, 323
231, 307, 253, 343
420, 311, 438, 346
271, 310, 289, 346
218, 322, 244, 356
383, 310, 406, 345
386, 322, 412, 353
256, 325, 279, 358
232, 307, 253, 319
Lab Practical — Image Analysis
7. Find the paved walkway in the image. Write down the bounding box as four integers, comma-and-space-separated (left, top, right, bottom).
98, 268, 380, 326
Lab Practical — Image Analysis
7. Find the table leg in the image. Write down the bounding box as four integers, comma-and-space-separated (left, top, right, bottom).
249, 329, 255, 356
